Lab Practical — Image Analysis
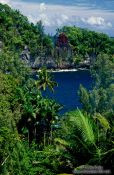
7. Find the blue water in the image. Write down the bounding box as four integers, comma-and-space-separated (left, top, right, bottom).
43, 70, 92, 114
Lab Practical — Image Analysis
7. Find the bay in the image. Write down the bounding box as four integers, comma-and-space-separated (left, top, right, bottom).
43, 70, 92, 114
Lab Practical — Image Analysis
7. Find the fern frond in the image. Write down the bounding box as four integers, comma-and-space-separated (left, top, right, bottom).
69, 110, 95, 145
94, 113, 110, 131
54, 138, 70, 147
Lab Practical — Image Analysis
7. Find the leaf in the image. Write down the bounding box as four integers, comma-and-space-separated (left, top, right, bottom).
69, 110, 95, 145
54, 138, 70, 147
94, 113, 110, 131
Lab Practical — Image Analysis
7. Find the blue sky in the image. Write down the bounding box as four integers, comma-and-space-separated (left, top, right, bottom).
1, 0, 114, 36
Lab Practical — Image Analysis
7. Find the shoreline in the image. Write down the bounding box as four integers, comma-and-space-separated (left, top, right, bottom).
32, 67, 89, 73
48, 67, 89, 72
32, 62, 90, 73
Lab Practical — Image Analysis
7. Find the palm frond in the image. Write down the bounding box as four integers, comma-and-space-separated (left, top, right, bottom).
54, 138, 70, 147
94, 113, 110, 131
69, 110, 95, 145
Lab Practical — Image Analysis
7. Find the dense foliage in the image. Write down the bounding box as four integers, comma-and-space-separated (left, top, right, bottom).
0, 3, 114, 175
0, 3, 52, 58
1, 3, 114, 68
58, 26, 114, 64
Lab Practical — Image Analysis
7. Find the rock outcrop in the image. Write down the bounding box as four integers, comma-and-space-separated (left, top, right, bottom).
20, 46, 90, 70
20, 45, 31, 64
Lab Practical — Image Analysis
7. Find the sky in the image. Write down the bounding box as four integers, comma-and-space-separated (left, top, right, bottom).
0, 0, 114, 36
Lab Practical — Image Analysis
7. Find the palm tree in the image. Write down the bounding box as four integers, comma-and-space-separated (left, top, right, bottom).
55, 110, 113, 169
36, 67, 57, 92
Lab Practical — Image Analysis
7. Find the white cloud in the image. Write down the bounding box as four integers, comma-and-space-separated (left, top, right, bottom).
107, 22, 112, 27
37, 3, 51, 26
61, 14, 69, 22
81, 16, 112, 28
28, 14, 36, 23
27, 4, 68, 27
38, 13, 51, 26
56, 19, 63, 26
28, 14, 51, 27
39, 3, 46, 12
0, 0, 12, 5
0, 0, 114, 35
56, 14, 69, 26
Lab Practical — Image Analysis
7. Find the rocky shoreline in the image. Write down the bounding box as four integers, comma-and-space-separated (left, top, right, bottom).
32, 63, 90, 72
20, 45, 91, 71
35, 67, 89, 73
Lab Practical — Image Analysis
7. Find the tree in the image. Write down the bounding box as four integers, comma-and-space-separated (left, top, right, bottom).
79, 54, 114, 114
0, 72, 32, 175
35, 67, 57, 92
0, 50, 31, 82
15, 77, 61, 145
91, 54, 114, 88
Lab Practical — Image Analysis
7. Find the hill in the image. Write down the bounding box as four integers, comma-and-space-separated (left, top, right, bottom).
0, 3, 114, 69
0, 3, 52, 58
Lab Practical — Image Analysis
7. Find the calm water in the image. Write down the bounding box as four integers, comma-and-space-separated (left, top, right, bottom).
43, 70, 92, 113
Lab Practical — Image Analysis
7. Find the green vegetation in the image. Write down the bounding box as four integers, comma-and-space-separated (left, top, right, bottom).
0, 3, 114, 175
1, 3, 114, 68
0, 3, 52, 58
55, 26, 114, 66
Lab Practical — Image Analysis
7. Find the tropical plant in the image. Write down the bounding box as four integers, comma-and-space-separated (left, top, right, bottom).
56, 109, 114, 172
35, 67, 57, 92
79, 54, 114, 114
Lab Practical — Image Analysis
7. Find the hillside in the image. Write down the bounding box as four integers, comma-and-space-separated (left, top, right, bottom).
0, 3, 114, 69
0, 3, 52, 58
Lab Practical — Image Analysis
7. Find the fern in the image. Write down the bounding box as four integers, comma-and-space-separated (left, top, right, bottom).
69, 110, 95, 145
94, 113, 110, 131
54, 138, 70, 147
